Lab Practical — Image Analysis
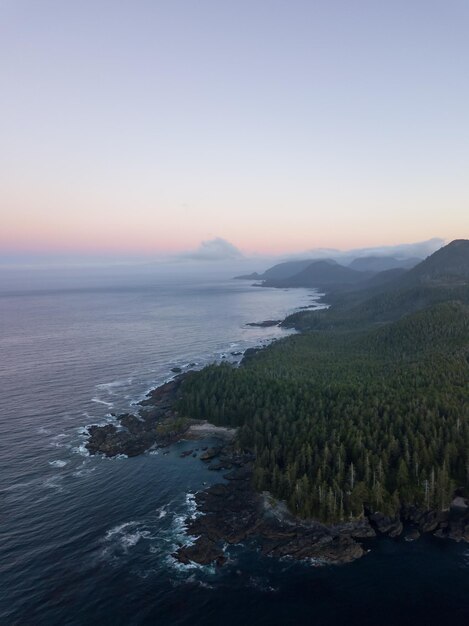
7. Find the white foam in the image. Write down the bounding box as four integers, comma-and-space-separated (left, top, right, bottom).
103, 520, 154, 554
121, 530, 149, 548
104, 453, 128, 460
96, 378, 132, 392
50, 439, 72, 449
72, 466, 96, 477
49, 460, 68, 468
157, 505, 168, 519
91, 397, 114, 408
43, 475, 67, 493
185, 492, 201, 520
71, 443, 90, 457
2, 479, 37, 492
105, 521, 139, 540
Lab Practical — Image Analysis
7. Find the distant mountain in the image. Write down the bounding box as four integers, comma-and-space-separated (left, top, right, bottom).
234, 271, 262, 280
348, 255, 421, 273
402, 239, 469, 286
235, 240, 469, 296
283, 239, 469, 330
263, 259, 370, 289
235, 254, 421, 286
235, 259, 318, 281
345, 267, 408, 292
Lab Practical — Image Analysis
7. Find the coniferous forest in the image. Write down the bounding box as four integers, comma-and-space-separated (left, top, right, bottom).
178, 242, 469, 523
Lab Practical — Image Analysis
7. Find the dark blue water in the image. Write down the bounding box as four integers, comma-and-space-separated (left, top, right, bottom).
1, 268, 469, 625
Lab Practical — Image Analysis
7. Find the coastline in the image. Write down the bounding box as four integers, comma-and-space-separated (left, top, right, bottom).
83, 296, 313, 460
84, 299, 469, 567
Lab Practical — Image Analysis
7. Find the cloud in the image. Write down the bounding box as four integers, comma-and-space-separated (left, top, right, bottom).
285, 238, 446, 263
181, 237, 244, 261
345, 238, 445, 260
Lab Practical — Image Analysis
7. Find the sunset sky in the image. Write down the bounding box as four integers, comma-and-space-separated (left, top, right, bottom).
1, 0, 468, 259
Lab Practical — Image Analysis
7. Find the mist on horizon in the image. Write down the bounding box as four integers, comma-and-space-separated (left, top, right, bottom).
0, 236, 447, 286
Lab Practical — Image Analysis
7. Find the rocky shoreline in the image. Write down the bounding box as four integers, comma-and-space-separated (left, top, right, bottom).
174, 443, 469, 567
174, 444, 371, 566
86, 375, 191, 457
84, 332, 469, 568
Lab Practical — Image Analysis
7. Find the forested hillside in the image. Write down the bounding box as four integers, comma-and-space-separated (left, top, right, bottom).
179, 302, 469, 522
178, 241, 469, 523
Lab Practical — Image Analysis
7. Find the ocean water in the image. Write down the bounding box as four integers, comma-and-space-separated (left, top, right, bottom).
1, 268, 469, 625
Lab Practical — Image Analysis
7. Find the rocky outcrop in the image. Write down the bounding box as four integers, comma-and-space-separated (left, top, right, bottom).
86, 423, 158, 457
246, 320, 281, 327
86, 376, 191, 457
396, 497, 469, 542
199, 447, 221, 461
174, 446, 369, 567
368, 513, 403, 537
404, 528, 420, 542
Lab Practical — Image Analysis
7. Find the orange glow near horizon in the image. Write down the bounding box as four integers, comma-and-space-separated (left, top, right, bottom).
1, 190, 466, 259
0, 221, 459, 259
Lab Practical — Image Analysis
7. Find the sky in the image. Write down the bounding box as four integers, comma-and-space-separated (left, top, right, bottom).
1, 0, 468, 262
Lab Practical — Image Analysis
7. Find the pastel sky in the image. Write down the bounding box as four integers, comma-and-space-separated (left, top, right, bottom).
1, 0, 468, 259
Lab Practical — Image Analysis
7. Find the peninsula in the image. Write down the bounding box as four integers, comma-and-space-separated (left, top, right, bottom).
86, 239, 469, 566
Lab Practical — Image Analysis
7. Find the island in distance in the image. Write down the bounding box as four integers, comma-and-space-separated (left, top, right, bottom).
87, 240, 469, 567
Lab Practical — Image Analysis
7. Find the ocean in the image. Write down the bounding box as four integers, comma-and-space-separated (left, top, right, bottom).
1, 267, 469, 625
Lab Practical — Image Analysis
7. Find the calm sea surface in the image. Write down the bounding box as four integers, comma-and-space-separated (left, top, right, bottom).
1, 268, 469, 625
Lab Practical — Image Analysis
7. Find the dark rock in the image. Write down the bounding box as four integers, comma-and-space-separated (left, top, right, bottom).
336, 519, 376, 539
448, 527, 464, 542
200, 447, 220, 461
451, 496, 469, 512
138, 377, 185, 408
404, 528, 420, 542
174, 448, 367, 567
419, 510, 441, 533
180, 450, 193, 458
86, 376, 190, 457
120, 414, 146, 435
208, 461, 232, 471
388, 521, 403, 538
369, 512, 402, 536
223, 466, 252, 480
171, 367, 182, 373
175, 536, 225, 565
246, 320, 281, 327
241, 348, 261, 362
463, 524, 469, 541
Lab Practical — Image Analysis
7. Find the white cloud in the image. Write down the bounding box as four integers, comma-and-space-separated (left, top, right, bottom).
181, 237, 244, 262
345, 238, 445, 260
282, 238, 445, 263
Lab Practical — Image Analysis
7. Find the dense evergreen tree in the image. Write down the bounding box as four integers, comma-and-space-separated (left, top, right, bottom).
178, 301, 469, 523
